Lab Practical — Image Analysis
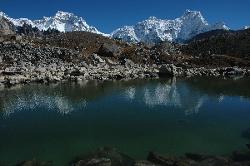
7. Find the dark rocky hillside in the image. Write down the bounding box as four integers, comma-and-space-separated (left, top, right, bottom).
183, 29, 250, 67
12, 29, 182, 65
16, 23, 60, 37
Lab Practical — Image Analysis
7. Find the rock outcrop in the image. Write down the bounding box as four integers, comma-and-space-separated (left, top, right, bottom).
98, 43, 122, 57
0, 16, 15, 35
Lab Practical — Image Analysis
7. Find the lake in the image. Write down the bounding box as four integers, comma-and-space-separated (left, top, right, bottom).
0, 77, 250, 166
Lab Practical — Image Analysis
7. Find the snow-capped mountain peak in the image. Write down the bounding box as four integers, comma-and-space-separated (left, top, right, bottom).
0, 11, 7, 18
0, 10, 235, 44
111, 10, 230, 44
0, 10, 105, 35
54, 11, 74, 19
244, 26, 250, 30
181, 9, 207, 23
111, 26, 138, 43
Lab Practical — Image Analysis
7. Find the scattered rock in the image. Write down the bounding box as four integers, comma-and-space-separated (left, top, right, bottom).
0, 40, 249, 88
71, 147, 135, 166
147, 152, 176, 166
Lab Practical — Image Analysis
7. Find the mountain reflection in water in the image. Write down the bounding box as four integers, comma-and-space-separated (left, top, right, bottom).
1, 77, 249, 117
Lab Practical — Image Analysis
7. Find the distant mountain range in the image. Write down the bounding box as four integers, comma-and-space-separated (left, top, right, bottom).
0, 11, 104, 35
111, 10, 229, 44
0, 10, 247, 44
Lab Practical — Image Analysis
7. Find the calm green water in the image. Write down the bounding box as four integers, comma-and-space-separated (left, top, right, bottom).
1, 78, 250, 165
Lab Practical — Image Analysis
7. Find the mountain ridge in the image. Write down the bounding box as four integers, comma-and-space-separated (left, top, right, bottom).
0, 10, 105, 35
111, 10, 230, 44
0, 9, 238, 44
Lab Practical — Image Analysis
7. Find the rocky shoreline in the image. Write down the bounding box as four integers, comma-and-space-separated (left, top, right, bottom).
0, 42, 250, 88
1, 146, 248, 166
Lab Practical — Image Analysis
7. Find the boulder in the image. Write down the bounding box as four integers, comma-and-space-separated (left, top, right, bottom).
123, 59, 135, 68
92, 54, 105, 63
0, 76, 5, 83
98, 43, 122, 57
147, 152, 177, 166
106, 58, 118, 66
159, 64, 177, 77
71, 147, 135, 166
73, 158, 111, 166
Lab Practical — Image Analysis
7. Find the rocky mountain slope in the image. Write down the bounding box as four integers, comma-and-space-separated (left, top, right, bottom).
111, 10, 229, 44
183, 28, 250, 67
0, 15, 15, 35
0, 11, 103, 35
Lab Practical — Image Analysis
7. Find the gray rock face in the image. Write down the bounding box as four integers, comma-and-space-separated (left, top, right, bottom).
98, 43, 122, 57
0, 16, 15, 35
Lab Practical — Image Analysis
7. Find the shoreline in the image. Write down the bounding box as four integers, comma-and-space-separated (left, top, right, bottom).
2, 146, 250, 166
1, 59, 250, 88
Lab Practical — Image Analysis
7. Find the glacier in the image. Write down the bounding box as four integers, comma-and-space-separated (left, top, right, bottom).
111, 10, 230, 44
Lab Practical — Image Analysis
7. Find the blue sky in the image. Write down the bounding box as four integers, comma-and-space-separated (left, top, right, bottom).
1, 0, 250, 33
